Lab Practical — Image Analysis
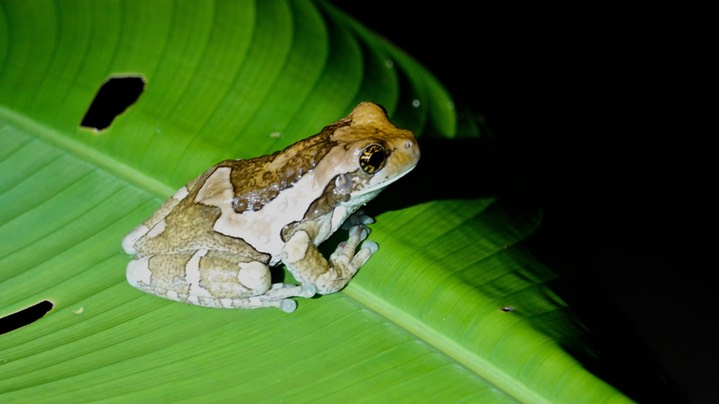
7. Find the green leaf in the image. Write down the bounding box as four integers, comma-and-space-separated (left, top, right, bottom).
0, 0, 628, 402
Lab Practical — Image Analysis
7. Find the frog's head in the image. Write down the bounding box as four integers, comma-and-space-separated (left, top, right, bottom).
330, 102, 420, 202
281, 102, 420, 241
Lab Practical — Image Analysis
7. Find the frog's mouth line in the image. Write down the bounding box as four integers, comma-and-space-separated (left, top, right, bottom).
350, 163, 418, 198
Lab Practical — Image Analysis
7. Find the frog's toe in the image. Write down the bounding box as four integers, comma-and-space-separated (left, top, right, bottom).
329, 225, 371, 262
279, 299, 297, 313
299, 283, 317, 297
349, 224, 370, 241
361, 240, 379, 254
341, 210, 375, 230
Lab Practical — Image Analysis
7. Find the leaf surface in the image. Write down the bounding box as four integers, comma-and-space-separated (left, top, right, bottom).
0, 1, 627, 402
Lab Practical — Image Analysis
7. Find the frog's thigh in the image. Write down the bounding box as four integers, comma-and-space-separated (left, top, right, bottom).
126, 250, 276, 309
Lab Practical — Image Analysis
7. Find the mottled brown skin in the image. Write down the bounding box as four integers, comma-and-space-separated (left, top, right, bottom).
224, 127, 339, 213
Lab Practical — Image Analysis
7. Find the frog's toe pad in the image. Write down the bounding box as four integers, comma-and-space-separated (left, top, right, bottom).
300, 283, 317, 297
279, 299, 297, 313
361, 240, 379, 254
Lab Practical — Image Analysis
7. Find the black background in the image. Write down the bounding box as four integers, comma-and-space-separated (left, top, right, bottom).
332, 2, 716, 402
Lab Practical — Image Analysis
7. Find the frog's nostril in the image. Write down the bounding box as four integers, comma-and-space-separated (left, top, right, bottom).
406, 140, 420, 159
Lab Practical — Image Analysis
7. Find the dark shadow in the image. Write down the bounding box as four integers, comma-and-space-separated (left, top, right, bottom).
370, 134, 540, 214
527, 215, 689, 403
367, 133, 688, 402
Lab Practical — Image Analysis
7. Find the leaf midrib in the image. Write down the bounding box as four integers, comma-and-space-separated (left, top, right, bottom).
0, 107, 175, 200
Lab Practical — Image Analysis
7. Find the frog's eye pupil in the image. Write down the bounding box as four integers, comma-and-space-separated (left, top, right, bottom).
359, 144, 386, 174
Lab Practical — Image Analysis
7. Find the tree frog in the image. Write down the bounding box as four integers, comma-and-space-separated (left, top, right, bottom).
122, 102, 420, 312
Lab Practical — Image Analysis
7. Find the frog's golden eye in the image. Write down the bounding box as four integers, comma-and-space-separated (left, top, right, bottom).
359, 144, 386, 174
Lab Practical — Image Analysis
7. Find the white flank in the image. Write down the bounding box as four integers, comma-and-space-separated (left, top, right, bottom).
209, 147, 357, 258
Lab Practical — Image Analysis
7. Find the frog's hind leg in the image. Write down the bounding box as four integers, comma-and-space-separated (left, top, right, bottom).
126, 250, 313, 312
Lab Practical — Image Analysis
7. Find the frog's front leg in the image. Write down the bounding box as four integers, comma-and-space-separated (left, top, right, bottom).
282, 222, 378, 295
126, 249, 312, 312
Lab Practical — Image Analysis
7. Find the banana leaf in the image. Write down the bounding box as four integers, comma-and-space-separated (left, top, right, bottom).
0, 0, 629, 401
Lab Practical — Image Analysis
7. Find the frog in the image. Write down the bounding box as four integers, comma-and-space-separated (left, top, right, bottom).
122, 102, 420, 312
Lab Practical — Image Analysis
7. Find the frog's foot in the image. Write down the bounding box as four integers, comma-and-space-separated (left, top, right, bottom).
282, 222, 378, 296
209, 295, 297, 313
189, 286, 316, 313
329, 224, 379, 278
129, 279, 300, 313
197, 283, 317, 313
267, 282, 317, 297
256, 283, 317, 312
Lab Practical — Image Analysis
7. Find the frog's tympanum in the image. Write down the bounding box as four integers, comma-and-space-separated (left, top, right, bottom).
122, 102, 420, 312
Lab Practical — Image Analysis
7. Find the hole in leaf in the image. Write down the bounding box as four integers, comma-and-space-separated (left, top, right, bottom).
80, 75, 146, 132
0, 300, 54, 335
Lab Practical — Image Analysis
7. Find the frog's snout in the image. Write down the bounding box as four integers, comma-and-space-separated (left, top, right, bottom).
406, 139, 420, 162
